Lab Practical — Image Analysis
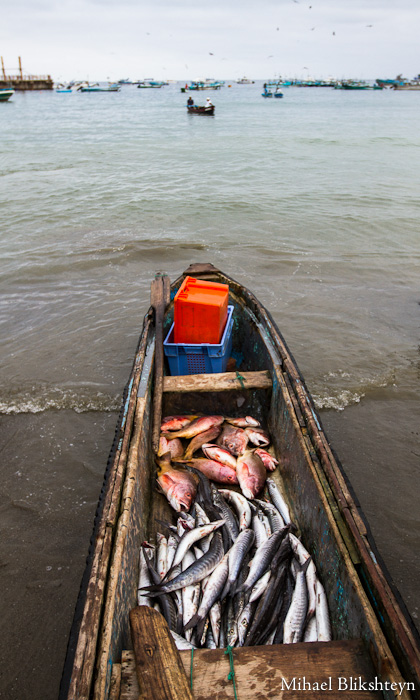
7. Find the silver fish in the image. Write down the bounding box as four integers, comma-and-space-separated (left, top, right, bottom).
315, 579, 332, 641
156, 533, 168, 580
143, 531, 224, 595
237, 601, 255, 646
171, 519, 225, 569
219, 489, 252, 530
289, 533, 317, 619
171, 631, 197, 650
184, 553, 229, 641
254, 499, 285, 532
251, 510, 268, 548
137, 545, 155, 607
266, 477, 291, 524
239, 527, 288, 593
223, 528, 255, 598
283, 558, 311, 643
248, 569, 271, 603
303, 614, 318, 642
182, 550, 200, 641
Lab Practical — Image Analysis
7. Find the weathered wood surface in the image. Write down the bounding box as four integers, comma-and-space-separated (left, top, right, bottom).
121, 640, 384, 700
151, 273, 170, 453
163, 370, 272, 393
129, 607, 194, 700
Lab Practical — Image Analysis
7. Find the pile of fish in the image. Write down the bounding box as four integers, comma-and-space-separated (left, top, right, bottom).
138, 414, 331, 650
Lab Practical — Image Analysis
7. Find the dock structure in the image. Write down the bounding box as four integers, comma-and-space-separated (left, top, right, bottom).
0, 56, 53, 90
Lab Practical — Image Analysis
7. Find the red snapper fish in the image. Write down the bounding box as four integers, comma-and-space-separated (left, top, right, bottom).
177, 458, 239, 486
244, 427, 270, 447
217, 423, 249, 456
157, 467, 198, 512
161, 415, 224, 440
254, 448, 278, 472
224, 416, 260, 428
236, 449, 266, 499
161, 415, 197, 432
158, 436, 184, 459
201, 443, 237, 471
183, 425, 222, 460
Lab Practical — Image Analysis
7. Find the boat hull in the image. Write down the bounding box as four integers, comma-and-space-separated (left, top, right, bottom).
187, 105, 215, 115
0, 89, 14, 101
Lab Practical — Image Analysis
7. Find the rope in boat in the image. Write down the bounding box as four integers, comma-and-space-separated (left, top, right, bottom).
224, 645, 239, 700
235, 371, 246, 390
191, 646, 238, 699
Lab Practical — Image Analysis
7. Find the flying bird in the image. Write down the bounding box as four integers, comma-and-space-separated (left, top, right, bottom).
311, 27, 315, 30
366, 24, 373, 27
332, 31, 335, 35
209, 52, 214, 55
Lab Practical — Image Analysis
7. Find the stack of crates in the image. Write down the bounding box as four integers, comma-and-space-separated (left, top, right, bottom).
163, 276, 234, 375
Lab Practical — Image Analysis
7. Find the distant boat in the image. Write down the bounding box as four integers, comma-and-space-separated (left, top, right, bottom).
0, 88, 14, 102
236, 77, 255, 84
188, 80, 223, 90
137, 80, 166, 88
393, 76, 420, 90
79, 84, 121, 92
187, 104, 215, 115
336, 80, 382, 90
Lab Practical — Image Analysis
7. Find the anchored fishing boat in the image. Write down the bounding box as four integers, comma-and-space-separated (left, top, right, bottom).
60, 264, 420, 700
0, 88, 14, 102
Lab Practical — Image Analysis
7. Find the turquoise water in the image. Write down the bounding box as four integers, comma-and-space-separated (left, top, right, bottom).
1, 83, 419, 698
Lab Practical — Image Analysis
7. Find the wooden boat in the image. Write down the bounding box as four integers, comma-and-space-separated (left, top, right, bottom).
0, 88, 14, 102
60, 263, 420, 700
187, 105, 215, 115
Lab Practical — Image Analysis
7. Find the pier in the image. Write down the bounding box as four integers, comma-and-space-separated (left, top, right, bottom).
0, 56, 53, 90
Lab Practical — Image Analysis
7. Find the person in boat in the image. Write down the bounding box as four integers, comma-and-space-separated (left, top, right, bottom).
206, 97, 213, 108
187, 95, 194, 106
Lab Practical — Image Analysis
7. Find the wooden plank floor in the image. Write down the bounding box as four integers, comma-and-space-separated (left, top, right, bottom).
120, 640, 384, 700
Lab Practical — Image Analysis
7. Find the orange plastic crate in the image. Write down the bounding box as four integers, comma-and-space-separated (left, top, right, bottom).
174, 276, 229, 344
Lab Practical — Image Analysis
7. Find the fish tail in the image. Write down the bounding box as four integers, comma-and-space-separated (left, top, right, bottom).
184, 612, 200, 632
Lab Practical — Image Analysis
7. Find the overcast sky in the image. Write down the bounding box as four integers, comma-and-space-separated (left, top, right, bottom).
1, 0, 419, 83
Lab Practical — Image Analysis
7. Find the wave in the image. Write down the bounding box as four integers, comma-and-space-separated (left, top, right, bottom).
312, 368, 395, 412
0, 385, 121, 415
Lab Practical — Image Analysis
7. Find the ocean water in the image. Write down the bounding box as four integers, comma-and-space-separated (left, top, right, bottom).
0, 82, 419, 698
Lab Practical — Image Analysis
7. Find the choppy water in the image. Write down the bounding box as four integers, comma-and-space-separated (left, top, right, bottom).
1, 82, 419, 699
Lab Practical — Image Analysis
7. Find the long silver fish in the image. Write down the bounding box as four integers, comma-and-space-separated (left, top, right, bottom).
219, 489, 252, 530
254, 499, 285, 531
303, 614, 318, 642
222, 528, 255, 598
137, 544, 155, 607
142, 531, 224, 595
289, 533, 317, 619
181, 550, 200, 641
315, 579, 332, 641
171, 631, 197, 650
184, 552, 229, 641
171, 519, 225, 569
211, 486, 239, 543
266, 477, 291, 524
238, 527, 289, 593
237, 600, 255, 646
283, 558, 311, 643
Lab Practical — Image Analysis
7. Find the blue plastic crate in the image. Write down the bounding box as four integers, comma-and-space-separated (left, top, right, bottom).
164, 305, 234, 376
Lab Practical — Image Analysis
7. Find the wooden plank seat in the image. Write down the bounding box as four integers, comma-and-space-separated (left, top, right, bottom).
120, 640, 384, 700
163, 370, 272, 393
